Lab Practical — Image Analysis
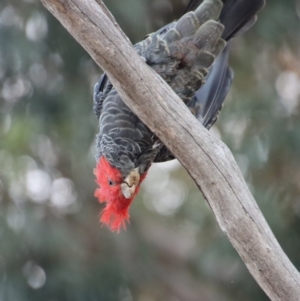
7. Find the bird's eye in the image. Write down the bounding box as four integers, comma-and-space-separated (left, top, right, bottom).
108, 180, 115, 186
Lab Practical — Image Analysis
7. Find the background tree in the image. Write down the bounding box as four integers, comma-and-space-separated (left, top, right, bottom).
0, 0, 300, 300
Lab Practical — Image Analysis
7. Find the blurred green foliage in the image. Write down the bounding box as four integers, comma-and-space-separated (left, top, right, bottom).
0, 0, 300, 300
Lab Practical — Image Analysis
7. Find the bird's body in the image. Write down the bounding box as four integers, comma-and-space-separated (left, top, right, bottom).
93, 0, 265, 231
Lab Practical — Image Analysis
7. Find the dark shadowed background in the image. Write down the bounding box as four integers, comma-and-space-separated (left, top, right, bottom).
1, 0, 300, 300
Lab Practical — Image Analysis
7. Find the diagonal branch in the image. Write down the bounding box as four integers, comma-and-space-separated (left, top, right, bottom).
41, 0, 300, 300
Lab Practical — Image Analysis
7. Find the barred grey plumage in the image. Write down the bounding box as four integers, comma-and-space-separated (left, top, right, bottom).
93, 0, 265, 231
94, 0, 265, 170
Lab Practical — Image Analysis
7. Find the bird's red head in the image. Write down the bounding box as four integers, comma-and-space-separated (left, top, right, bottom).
94, 156, 147, 232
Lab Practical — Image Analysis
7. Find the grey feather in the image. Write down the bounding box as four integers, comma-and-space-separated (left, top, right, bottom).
154, 43, 233, 162
192, 43, 233, 129
94, 0, 265, 170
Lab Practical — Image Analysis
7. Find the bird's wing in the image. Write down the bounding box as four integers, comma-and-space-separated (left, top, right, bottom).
153, 0, 265, 163
189, 43, 233, 130
154, 44, 232, 162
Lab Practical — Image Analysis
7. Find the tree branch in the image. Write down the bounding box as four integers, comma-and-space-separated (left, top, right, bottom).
41, 0, 300, 299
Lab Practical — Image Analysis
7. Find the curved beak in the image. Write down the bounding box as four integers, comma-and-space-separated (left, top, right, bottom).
121, 168, 140, 199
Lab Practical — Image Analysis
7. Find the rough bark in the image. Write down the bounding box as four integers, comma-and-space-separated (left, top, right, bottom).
40, 0, 300, 300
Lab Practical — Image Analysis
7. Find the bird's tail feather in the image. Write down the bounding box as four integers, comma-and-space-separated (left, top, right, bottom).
220, 0, 265, 40
184, 0, 265, 40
